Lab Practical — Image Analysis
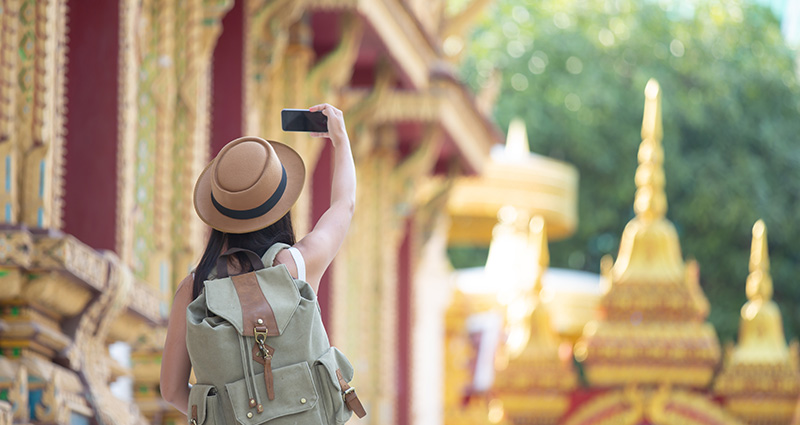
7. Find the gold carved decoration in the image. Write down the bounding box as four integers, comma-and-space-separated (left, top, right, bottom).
562, 385, 746, 425
0, 0, 68, 229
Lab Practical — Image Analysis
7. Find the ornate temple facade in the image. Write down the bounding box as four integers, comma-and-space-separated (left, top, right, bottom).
0, 1, 501, 424
444, 80, 800, 425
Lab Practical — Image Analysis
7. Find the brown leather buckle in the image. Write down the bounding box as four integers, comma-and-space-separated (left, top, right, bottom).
342, 386, 355, 402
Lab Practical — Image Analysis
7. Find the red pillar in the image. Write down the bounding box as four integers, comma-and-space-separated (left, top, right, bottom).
62, 0, 119, 251
397, 217, 413, 425
210, 0, 244, 154
312, 143, 334, 331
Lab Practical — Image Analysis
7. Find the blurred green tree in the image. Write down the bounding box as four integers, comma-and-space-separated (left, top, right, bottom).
455, 0, 800, 343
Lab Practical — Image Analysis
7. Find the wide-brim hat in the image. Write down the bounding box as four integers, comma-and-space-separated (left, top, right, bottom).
194, 136, 305, 234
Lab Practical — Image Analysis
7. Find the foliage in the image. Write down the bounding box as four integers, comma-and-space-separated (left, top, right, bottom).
456, 0, 800, 343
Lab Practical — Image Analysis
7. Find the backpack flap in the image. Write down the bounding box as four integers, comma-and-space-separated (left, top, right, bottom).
205, 266, 301, 337
315, 347, 355, 388
225, 362, 318, 423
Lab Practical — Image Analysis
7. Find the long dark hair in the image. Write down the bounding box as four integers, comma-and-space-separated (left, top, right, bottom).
192, 213, 296, 299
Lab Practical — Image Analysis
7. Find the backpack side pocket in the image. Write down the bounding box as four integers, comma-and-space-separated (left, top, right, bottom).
314, 347, 358, 424
188, 384, 225, 425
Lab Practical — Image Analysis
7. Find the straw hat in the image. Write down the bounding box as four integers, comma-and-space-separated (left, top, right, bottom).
193, 136, 305, 234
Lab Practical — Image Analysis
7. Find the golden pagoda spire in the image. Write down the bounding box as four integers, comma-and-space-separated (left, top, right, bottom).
610, 78, 685, 288
634, 79, 667, 222
746, 219, 772, 302
733, 220, 789, 363
505, 118, 530, 159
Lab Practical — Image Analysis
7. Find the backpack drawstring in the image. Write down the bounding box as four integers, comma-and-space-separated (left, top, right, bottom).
245, 336, 264, 412
237, 333, 258, 411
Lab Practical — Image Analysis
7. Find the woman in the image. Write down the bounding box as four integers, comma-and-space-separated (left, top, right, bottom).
160, 103, 355, 415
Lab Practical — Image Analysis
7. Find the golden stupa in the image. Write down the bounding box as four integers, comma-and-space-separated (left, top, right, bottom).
713, 220, 800, 424
492, 215, 578, 425
573, 79, 720, 388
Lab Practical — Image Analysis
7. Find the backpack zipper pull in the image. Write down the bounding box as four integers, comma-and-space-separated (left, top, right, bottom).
262, 345, 274, 401
255, 327, 275, 401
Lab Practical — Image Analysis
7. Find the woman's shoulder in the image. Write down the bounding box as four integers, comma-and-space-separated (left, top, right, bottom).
175, 273, 194, 297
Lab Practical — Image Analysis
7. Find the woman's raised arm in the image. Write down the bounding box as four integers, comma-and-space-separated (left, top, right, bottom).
289, 104, 356, 292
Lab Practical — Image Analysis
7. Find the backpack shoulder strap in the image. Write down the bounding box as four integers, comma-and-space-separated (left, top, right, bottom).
287, 247, 306, 281
262, 242, 290, 267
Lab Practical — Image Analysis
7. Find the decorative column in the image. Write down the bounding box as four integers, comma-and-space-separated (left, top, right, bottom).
0, 0, 68, 229
0, 0, 20, 224
16, 0, 67, 230
119, 0, 234, 296
116, 1, 234, 423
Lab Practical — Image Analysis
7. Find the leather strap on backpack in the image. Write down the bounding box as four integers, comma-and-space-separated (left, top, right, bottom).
336, 369, 366, 418
231, 272, 280, 337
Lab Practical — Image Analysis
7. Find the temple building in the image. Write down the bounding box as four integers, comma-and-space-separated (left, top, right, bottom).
0, 1, 501, 424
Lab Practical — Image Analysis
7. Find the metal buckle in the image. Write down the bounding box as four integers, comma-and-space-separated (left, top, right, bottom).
254, 327, 268, 344
342, 387, 355, 402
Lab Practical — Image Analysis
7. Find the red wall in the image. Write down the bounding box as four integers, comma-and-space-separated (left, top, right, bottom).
210, 0, 244, 155
62, 0, 119, 251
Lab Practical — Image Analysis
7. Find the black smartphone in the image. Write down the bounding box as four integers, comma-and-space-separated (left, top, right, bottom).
281, 109, 328, 132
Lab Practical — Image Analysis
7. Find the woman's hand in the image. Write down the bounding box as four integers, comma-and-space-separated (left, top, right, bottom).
309, 103, 348, 146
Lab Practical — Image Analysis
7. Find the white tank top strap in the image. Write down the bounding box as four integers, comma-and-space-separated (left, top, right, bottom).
287, 246, 306, 281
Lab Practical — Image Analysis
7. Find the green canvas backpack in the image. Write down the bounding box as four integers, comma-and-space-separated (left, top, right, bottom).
185, 243, 366, 424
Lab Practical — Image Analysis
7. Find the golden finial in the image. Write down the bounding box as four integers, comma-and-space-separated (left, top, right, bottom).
641, 79, 663, 141
746, 220, 773, 302
634, 79, 667, 221
506, 118, 530, 158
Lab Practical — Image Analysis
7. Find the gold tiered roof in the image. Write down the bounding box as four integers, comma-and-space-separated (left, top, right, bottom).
713, 220, 800, 424
448, 118, 579, 245
574, 79, 720, 388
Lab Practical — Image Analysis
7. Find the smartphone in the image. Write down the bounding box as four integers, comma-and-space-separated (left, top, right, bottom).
281, 109, 328, 132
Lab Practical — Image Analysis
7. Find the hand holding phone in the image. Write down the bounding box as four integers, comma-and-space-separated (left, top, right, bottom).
281, 109, 328, 133
307, 104, 347, 142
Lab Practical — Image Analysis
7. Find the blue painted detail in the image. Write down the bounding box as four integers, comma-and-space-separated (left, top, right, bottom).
39, 159, 45, 198
37, 207, 43, 227
5, 203, 10, 222
5, 155, 10, 192
28, 388, 43, 420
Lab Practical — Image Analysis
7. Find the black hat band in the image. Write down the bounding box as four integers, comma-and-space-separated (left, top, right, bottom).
211, 166, 287, 220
